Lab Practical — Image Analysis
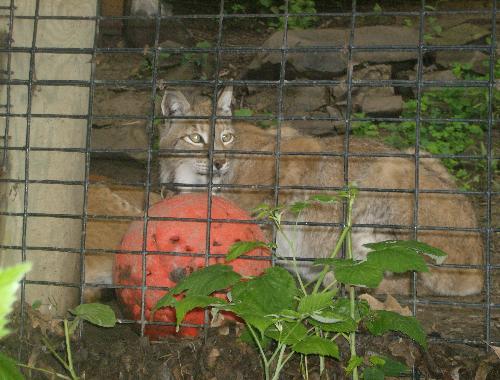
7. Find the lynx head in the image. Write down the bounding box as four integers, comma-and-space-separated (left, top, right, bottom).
158, 87, 236, 195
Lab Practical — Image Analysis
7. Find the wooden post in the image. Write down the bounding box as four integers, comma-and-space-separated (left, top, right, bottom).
0, 0, 97, 317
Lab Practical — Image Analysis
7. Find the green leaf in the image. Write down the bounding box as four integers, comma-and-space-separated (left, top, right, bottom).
232, 267, 298, 315
369, 355, 386, 366
276, 309, 302, 322
289, 201, 311, 214
0, 352, 24, 380
346, 355, 363, 374
240, 325, 272, 349
297, 291, 336, 314
226, 304, 276, 334
308, 312, 357, 333
265, 321, 308, 345
171, 264, 241, 297
364, 240, 447, 265
292, 335, 340, 359
175, 295, 225, 327
335, 261, 384, 288
151, 293, 177, 316
0, 263, 31, 339
309, 194, 338, 203
370, 355, 409, 376
70, 303, 116, 328
363, 367, 385, 380
195, 40, 212, 49
234, 108, 253, 117
226, 241, 270, 262
403, 18, 413, 27
153, 265, 240, 315
366, 248, 429, 273
365, 310, 427, 349
228, 267, 298, 334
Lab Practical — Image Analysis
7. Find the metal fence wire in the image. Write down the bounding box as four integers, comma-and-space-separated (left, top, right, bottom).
1, 0, 499, 377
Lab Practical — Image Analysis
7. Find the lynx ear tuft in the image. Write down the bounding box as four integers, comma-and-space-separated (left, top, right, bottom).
161, 90, 191, 116
217, 86, 233, 116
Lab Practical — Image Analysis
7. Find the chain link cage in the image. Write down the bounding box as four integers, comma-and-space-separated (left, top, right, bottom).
0, 0, 499, 378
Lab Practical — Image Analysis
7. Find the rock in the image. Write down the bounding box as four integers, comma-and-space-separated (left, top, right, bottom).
326, 105, 346, 135
353, 63, 392, 81
245, 26, 419, 80
432, 23, 490, 46
360, 93, 403, 116
435, 50, 489, 75
332, 64, 392, 103
93, 89, 151, 124
124, 1, 193, 48
402, 68, 456, 82
244, 87, 277, 113
353, 87, 395, 108
290, 112, 337, 136
91, 123, 149, 162
284, 86, 328, 114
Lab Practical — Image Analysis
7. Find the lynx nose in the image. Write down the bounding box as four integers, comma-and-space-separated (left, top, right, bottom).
214, 159, 226, 170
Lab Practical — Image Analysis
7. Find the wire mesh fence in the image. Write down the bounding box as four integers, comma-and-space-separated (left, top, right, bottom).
1, 0, 499, 378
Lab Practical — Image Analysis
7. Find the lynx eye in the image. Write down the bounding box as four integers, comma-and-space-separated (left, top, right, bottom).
187, 133, 204, 144
221, 132, 234, 144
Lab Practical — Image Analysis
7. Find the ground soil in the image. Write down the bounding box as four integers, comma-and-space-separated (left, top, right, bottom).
3, 302, 500, 380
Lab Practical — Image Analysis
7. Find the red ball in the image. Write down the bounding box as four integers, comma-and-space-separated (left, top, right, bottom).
113, 193, 271, 338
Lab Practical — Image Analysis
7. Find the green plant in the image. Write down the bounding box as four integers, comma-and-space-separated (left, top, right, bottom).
353, 60, 500, 190
16, 303, 117, 380
182, 41, 211, 67
234, 108, 277, 129
152, 187, 446, 380
228, 0, 317, 29
0, 263, 32, 380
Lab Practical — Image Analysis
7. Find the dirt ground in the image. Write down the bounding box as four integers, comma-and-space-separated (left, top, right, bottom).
3, 302, 500, 380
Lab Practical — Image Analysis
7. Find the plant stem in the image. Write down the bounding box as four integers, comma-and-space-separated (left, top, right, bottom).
278, 226, 307, 296
64, 319, 79, 380
41, 336, 72, 375
312, 225, 350, 294
247, 324, 270, 380
17, 363, 72, 380
271, 344, 288, 380
345, 189, 359, 380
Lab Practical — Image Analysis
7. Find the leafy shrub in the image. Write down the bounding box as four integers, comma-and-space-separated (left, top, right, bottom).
152, 188, 445, 380
353, 61, 500, 190
228, 0, 317, 29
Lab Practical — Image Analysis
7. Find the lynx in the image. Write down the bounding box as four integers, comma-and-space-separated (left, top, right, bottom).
157, 87, 483, 296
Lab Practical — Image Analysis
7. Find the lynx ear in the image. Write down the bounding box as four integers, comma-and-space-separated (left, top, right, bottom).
161, 90, 191, 116
216, 86, 233, 116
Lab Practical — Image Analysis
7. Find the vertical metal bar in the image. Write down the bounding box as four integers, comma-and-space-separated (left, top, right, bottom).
483, 0, 496, 351
1, 0, 15, 171
342, 0, 356, 185
18, 0, 41, 360
270, 0, 289, 258
203, 0, 226, 336
411, 1, 426, 377
139, 0, 162, 336
412, 0, 426, 312
77, 0, 101, 338
342, 0, 357, 270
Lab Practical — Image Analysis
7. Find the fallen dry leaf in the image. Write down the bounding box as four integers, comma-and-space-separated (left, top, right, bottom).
491, 345, 500, 360
359, 293, 412, 316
